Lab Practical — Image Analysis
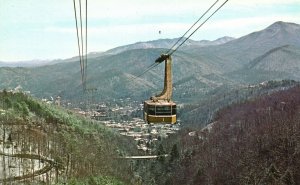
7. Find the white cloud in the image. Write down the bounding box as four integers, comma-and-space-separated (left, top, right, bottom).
229, 0, 300, 6
80, 0, 223, 21
203, 15, 300, 37
81, 0, 300, 21
1, 0, 300, 61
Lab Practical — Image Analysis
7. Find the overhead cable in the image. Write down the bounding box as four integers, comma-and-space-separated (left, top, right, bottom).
169, 0, 229, 56
73, 0, 84, 84
166, 0, 219, 54
132, 62, 159, 80
133, 0, 229, 79
73, 0, 88, 90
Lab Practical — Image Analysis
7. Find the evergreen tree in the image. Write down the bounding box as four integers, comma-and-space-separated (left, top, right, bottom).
169, 144, 179, 162
157, 144, 166, 163
281, 170, 295, 185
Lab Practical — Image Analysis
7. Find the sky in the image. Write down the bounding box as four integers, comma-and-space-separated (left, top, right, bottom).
0, 0, 299, 62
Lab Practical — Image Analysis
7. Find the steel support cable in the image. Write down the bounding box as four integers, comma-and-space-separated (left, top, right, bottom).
73, 0, 84, 84
73, 0, 88, 90
84, 0, 88, 90
137, 63, 159, 78
133, 0, 228, 79
166, 0, 219, 54
169, 0, 229, 56
132, 62, 158, 79
79, 0, 86, 89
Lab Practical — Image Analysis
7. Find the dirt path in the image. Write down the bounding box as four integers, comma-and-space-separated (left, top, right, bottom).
0, 152, 56, 183
119, 154, 168, 159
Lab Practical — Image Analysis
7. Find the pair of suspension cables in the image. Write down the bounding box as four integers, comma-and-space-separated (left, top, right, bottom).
73, 0, 88, 90
135, 0, 229, 79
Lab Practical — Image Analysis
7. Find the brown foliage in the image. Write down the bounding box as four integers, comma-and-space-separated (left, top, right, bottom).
171, 85, 300, 185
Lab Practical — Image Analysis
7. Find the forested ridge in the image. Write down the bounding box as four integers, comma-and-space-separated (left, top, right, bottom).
139, 85, 300, 185
2, 81, 300, 185
0, 90, 137, 184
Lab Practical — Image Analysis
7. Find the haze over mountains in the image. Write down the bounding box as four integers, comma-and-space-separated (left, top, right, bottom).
0, 21, 299, 105
0, 36, 235, 67
105, 36, 235, 55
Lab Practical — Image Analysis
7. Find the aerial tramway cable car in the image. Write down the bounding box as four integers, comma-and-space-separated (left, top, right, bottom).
144, 54, 177, 124
72, 0, 228, 124
141, 0, 229, 124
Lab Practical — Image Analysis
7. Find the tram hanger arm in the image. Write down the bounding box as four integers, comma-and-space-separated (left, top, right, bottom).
155, 54, 170, 63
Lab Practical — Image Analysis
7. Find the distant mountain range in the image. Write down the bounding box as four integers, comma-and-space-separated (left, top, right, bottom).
0, 36, 235, 67
0, 21, 299, 106
0, 59, 68, 67
106, 36, 235, 55
248, 45, 300, 74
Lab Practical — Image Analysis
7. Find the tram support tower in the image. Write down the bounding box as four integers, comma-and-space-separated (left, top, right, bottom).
144, 54, 177, 124
151, 54, 173, 102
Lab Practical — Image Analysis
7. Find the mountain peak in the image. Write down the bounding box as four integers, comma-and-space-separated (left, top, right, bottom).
212, 36, 235, 44
266, 21, 300, 31
106, 36, 235, 55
